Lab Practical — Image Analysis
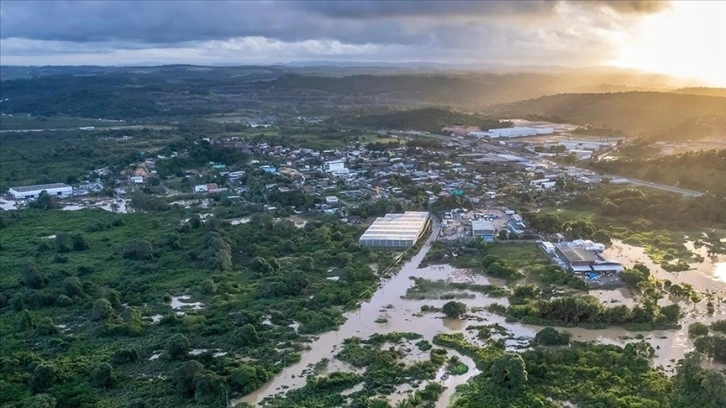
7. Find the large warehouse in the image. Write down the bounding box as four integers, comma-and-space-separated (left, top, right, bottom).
9, 183, 73, 200
470, 127, 554, 138
359, 211, 430, 248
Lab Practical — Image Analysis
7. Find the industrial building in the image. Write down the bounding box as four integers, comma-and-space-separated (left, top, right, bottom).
552, 241, 622, 274
470, 127, 554, 139
324, 159, 346, 172
359, 211, 430, 248
9, 183, 73, 200
471, 220, 496, 242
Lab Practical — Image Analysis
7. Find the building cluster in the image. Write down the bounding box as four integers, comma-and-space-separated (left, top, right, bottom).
540, 240, 623, 276
441, 207, 528, 242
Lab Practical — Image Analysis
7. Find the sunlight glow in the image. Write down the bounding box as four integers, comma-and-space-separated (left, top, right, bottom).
610, 1, 726, 86
715, 263, 726, 283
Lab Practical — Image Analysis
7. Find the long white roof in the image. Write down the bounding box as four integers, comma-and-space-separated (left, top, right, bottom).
359, 211, 429, 241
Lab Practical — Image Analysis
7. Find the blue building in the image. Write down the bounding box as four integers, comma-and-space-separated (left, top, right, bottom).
472, 220, 496, 242
260, 165, 277, 174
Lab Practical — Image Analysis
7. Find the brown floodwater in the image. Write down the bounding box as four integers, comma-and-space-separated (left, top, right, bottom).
235, 233, 726, 407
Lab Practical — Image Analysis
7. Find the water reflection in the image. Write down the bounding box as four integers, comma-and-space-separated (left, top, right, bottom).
237, 234, 726, 406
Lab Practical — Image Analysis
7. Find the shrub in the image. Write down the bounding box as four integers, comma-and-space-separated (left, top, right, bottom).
30, 363, 57, 392
89, 363, 116, 388
36, 317, 58, 336
112, 348, 140, 364
689, 322, 710, 338
20, 263, 47, 289
122, 239, 154, 261
71, 233, 90, 251
442, 301, 467, 319
711, 320, 726, 334
166, 334, 191, 359
533, 327, 571, 346
63, 277, 84, 298
92, 298, 114, 321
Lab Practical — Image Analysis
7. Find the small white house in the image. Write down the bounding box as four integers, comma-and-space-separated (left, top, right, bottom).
540, 241, 556, 254
130, 176, 144, 184
325, 196, 339, 205
194, 184, 209, 193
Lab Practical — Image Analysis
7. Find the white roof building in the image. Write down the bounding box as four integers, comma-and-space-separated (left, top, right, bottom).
359, 211, 430, 248
9, 183, 73, 200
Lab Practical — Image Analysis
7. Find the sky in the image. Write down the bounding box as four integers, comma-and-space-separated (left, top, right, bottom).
1, 0, 724, 85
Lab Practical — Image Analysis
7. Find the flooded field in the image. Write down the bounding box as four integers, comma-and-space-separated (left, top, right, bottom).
603, 239, 726, 292
236, 233, 726, 407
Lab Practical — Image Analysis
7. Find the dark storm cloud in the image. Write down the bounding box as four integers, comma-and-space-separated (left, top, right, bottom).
295, 0, 557, 19
0, 0, 671, 45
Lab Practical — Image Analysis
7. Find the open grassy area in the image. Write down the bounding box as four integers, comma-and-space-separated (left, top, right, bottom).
486, 243, 549, 268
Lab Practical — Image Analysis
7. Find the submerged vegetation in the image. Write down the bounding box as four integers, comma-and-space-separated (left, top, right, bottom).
261, 332, 446, 408
434, 333, 726, 408
0, 208, 383, 407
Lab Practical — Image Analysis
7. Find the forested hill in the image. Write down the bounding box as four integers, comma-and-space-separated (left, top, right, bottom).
328, 108, 509, 134
0, 65, 702, 119
488, 92, 726, 135
590, 149, 726, 193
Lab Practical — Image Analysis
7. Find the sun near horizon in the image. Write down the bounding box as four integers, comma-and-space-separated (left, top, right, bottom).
609, 1, 726, 87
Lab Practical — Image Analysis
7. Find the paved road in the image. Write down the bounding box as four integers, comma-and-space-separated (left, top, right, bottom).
609, 176, 704, 197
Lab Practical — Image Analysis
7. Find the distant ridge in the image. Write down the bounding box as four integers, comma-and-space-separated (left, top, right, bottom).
671, 87, 726, 98
488, 92, 726, 135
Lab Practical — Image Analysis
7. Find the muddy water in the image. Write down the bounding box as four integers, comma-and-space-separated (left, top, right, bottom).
595, 239, 726, 371
237, 222, 482, 406
236, 235, 726, 407
603, 240, 726, 293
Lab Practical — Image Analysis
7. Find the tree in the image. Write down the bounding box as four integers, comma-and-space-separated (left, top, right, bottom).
30, 363, 57, 392
29, 191, 60, 210
71, 233, 90, 251
63, 277, 84, 298
701, 371, 726, 407
200, 279, 218, 295
92, 298, 114, 321
89, 363, 116, 388
23, 394, 57, 408
193, 371, 227, 404
442, 301, 467, 319
173, 360, 204, 398
122, 239, 154, 260
112, 348, 140, 364
20, 263, 47, 289
36, 317, 58, 336
674, 351, 705, 396
236, 324, 260, 347
229, 365, 269, 394
166, 334, 191, 359
533, 327, 571, 346
490, 353, 528, 391
17, 309, 35, 331
54, 232, 73, 253
689, 322, 710, 337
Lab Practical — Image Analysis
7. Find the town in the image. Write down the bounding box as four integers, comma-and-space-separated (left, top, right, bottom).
3, 121, 635, 286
